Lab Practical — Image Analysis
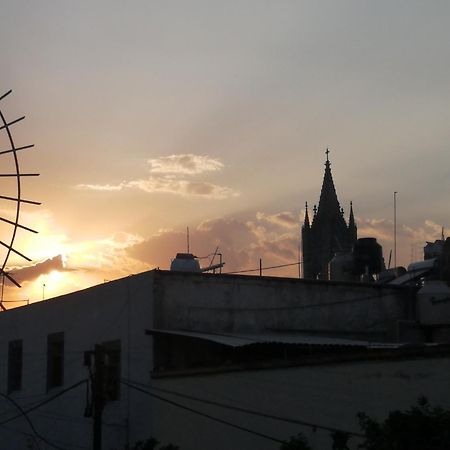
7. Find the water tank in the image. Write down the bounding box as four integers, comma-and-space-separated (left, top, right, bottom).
329, 252, 355, 282
353, 238, 384, 276
170, 253, 201, 272
424, 240, 444, 260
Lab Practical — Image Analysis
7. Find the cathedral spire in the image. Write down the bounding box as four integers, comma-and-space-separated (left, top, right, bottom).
348, 201, 357, 243
349, 201, 355, 227
316, 149, 341, 220
301, 152, 357, 280
303, 202, 310, 228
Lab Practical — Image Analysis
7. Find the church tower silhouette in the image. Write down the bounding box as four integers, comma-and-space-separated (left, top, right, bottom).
302, 150, 357, 279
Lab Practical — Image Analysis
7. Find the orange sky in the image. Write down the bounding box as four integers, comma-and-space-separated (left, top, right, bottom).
2, 1, 450, 305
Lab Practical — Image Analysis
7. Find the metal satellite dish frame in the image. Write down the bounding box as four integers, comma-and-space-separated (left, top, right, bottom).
0, 90, 40, 310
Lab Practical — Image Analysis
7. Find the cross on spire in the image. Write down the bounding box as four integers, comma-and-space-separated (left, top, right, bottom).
325, 148, 330, 161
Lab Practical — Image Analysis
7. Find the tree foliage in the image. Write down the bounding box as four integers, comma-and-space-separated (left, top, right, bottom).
357, 396, 450, 450
280, 433, 312, 450
281, 398, 450, 450
127, 438, 179, 450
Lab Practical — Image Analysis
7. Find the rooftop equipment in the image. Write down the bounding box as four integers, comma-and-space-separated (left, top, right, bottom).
170, 252, 225, 273
353, 238, 384, 279
329, 252, 355, 282
170, 253, 201, 272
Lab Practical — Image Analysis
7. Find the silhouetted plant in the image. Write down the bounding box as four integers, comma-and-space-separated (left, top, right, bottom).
330, 430, 350, 450
280, 433, 312, 450
357, 396, 450, 450
127, 438, 178, 450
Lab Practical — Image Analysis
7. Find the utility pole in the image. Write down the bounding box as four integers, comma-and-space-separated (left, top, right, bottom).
93, 344, 105, 450
85, 345, 106, 450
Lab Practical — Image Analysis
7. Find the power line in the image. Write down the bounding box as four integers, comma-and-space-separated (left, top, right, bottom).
224, 261, 302, 275
122, 378, 364, 439
0, 392, 65, 450
186, 289, 408, 313
0, 379, 87, 426
121, 380, 285, 444
0, 423, 41, 448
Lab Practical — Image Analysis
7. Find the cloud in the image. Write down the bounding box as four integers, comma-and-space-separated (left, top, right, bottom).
76, 183, 126, 192
8, 255, 69, 285
402, 220, 443, 243
75, 153, 238, 199
126, 213, 445, 278
357, 217, 394, 242
148, 154, 223, 175
357, 217, 444, 246
127, 178, 238, 199
128, 218, 256, 272
127, 214, 301, 276
65, 231, 147, 275
3, 230, 150, 304
256, 211, 298, 229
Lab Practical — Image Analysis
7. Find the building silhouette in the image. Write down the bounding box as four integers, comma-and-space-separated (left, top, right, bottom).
302, 150, 357, 279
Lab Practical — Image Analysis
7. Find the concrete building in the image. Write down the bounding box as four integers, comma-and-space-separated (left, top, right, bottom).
0, 270, 449, 450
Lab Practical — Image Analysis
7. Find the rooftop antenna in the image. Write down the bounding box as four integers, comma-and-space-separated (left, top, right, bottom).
393, 191, 398, 267
0, 90, 40, 310
442, 226, 445, 241
208, 246, 219, 268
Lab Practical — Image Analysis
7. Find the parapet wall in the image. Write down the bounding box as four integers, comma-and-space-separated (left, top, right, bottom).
153, 271, 416, 342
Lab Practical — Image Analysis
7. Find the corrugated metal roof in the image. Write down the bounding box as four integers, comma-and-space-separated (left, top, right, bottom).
146, 328, 394, 348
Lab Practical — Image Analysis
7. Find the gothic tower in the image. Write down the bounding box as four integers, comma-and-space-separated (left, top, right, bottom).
302, 150, 357, 279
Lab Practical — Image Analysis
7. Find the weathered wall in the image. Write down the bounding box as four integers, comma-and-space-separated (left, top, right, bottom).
0, 271, 155, 450
417, 280, 450, 325
0, 269, 426, 450
154, 272, 415, 341
151, 356, 450, 450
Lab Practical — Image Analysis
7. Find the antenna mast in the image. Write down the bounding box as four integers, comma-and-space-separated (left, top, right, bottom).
187, 227, 190, 253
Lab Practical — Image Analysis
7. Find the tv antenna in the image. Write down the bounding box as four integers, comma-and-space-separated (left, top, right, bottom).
0, 90, 40, 310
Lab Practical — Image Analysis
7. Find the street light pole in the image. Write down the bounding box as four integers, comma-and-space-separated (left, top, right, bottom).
394, 191, 398, 267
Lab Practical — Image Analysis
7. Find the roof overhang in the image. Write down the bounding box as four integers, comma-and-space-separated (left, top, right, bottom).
146, 328, 402, 349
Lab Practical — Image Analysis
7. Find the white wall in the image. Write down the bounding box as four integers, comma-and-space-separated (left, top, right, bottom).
0, 271, 155, 450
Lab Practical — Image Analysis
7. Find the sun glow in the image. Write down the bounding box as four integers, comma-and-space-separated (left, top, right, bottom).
28, 270, 96, 303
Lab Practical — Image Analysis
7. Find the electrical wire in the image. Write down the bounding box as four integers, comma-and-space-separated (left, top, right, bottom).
185, 290, 403, 313
121, 380, 285, 444
0, 392, 65, 450
224, 261, 301, 275
0, 423, 41, 448
0, 379, 87, 426
122, 378, 364, 439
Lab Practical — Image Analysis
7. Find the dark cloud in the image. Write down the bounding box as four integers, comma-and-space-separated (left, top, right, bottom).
8, 255, 71, 285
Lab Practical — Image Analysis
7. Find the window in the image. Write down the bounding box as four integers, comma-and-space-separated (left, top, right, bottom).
47, 332, 64, 390
103, 340, 121, 401
8, 340, 23, 393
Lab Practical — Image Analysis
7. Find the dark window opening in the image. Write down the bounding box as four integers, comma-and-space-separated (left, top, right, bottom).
47, 332, 64, 390
8, 340, 23, 393
103, 340, 121, 401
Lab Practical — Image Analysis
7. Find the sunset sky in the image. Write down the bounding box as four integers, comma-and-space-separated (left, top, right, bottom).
1, 1, 450, 304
